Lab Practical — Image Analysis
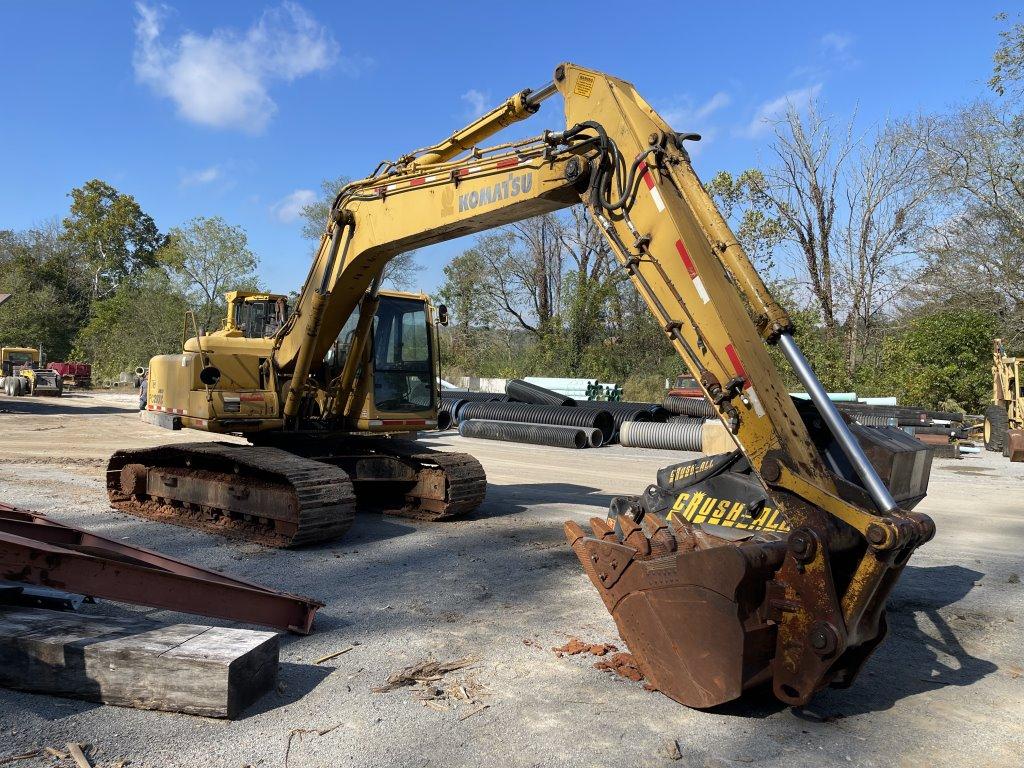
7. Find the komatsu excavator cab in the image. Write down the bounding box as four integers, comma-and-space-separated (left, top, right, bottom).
324, 291, 436, 420
118, 288, 481, 547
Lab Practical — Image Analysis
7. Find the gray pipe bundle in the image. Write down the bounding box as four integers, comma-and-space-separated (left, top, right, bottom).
458, 401, 614, 444
459, 419, 593, 449
663, 395, 716, 419
620, 419, 705, 451
505, 379, 576, 407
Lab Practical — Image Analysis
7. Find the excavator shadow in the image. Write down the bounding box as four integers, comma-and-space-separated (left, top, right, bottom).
800, 564, 997, 718
0, 395, 133, 416
707, 564, 996, 720
468, 481, 618, 519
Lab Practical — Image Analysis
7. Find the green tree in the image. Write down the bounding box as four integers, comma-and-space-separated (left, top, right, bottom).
62, 179, 165, 299
73, 268, 189, 381
0, 223, 90, 360
878, 309, 1000, 411
299, 175, 423, 290
160, 216, 260, 331
990, 13, 1024, 98
706, 169, 786, 272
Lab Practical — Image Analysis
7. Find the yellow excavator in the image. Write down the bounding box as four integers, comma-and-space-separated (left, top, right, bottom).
984, 338, 1023, 459
108, 64, 934, 709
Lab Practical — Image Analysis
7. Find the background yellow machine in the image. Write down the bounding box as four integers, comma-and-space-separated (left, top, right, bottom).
1, 347, 62, 397
108, 63, 934, 709
984, 338, 1023, 457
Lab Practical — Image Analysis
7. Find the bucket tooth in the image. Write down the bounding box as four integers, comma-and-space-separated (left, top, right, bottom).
588, 516, 617, 540
641, 513, 676, 555
614, 513, 651, 557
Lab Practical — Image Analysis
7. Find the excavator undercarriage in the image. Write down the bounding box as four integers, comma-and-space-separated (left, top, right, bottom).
107, 439, 485, 548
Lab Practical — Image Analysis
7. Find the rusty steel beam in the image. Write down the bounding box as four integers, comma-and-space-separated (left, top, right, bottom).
0, 503, 322, 633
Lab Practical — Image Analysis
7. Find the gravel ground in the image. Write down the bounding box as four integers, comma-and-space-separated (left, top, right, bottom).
0, 392, 1021, 767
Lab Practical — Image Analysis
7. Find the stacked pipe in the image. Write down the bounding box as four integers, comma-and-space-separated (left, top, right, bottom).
575, 400, 666, 440
505, 379, 576, 407
458, 401, 615, 445
620, 419, 705, 451
663, 395, 717, 419
458, 420, 600, 449
523, 377, 597, 400
438, 397, 465, 430
441, 379, 718, 451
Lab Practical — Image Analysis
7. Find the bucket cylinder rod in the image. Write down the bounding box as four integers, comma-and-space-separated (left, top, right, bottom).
778, 332, 898, 514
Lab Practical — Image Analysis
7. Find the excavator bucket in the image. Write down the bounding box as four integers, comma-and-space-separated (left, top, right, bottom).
566, 514, 784, 708
566, 436, 934, 709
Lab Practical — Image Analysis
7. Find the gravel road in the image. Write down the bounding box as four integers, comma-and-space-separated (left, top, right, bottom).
0, 392, 1020, 767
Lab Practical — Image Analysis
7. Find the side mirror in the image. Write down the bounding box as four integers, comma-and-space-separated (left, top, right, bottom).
199, 365, 221, 387
437, 304, 449, 327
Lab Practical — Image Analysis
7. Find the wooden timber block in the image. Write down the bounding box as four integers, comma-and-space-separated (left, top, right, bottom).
701, 420, 737, 455
0, 607, 278, 718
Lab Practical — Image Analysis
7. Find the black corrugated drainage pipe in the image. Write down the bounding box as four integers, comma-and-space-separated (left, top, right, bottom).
459, 419, 591, 449
458, 402, 614, 444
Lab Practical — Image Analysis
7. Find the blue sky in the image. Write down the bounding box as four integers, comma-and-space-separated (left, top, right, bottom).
0, 1, 1008, 294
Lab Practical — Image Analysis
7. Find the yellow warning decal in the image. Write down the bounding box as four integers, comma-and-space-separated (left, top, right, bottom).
574, 73, 595, 98
668, 490, 791, 533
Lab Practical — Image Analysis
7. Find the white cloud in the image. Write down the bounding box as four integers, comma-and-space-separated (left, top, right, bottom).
660, 91, 731, 128
179, 164, 222, 187
271, 189, 316, 223
740, 83, 823, 138
461, 89, 488, 119
658, 92, 731, 152
819, 32, 858, 70
133, 2, 342, 133
820, 32, 852, 56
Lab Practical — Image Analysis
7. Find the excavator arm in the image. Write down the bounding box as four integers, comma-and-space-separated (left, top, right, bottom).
271, 63, 934, 707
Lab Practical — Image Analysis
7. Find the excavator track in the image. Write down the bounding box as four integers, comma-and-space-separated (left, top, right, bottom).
370, 440, 487, 520
106, 442, 356, 548
249, 435, 487, 521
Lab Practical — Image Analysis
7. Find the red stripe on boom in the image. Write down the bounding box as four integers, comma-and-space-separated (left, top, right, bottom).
675, 239, 698, 278
641, 170, 655, 190
409, 177, 426, 186
495, 158, 519, 169
724, 344, 752, 390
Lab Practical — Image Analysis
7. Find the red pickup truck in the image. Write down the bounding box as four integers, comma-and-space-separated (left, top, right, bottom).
667, 374, 703, 398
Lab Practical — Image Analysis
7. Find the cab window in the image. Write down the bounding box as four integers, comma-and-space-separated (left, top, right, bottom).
373, 298, 433, 412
